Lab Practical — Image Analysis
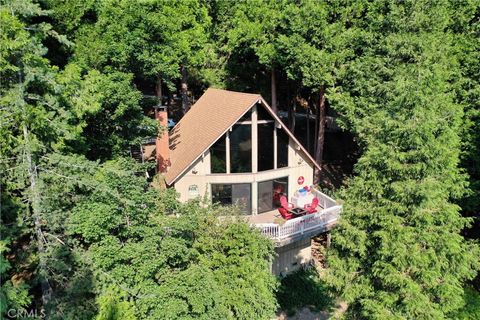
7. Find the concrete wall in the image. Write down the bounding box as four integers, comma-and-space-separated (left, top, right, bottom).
173, 137, 315, 214
271, 237, 312, 276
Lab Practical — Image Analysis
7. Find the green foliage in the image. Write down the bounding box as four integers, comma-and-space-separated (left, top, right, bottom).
277, 268, 334, 316
96, 287, 136, 320
69, 0, 215, 89
59, 159, 277, 319
0, 2, 66, 158
55, 63, 156, 160
194, 222, 278, 319
0, 241, 31, 317
325, 1, 480, 318
0, 2, 72, 316
452, 286, 480, 320
452, 1, 480, 237
2, 1, 479, 319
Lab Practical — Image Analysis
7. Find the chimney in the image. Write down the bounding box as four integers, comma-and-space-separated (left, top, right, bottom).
155, 105, 170, 173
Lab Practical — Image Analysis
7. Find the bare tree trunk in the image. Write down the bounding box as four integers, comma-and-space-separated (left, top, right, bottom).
271, 66, 277, 114
180, 65, 189, 115
306, 107, 311, 153
314, 86, 326, 184
155, 75, 162, 105
289, 101, 296, 132
166, 83, 171, 108
23, 124, 52, 310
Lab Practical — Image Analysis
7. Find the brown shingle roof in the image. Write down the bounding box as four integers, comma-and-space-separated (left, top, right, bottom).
165, 88, 261, 185
164, 88, 320, 185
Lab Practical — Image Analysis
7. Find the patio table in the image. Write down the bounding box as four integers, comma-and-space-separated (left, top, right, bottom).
287, 207, 308, 217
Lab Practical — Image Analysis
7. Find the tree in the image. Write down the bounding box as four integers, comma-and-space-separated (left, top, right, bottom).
95, 287, 136, 320
0, 240, 31, 317
57, 65, 155, 160
273, 1, 350, 172
63, 159, 278, 319
452, 1, 480, 241
0, 3, 108, 316
69, 0, 213, 112
213, 0, 289, 113
325, 1, 480, 318
0, 0, 68, 309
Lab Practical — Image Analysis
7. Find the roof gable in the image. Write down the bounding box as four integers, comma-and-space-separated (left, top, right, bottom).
164, 88, 320, 185
165, 88, 260, 184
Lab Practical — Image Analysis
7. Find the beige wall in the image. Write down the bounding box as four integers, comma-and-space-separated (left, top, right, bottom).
271, 237, 312, 276
173, 138, 315, 214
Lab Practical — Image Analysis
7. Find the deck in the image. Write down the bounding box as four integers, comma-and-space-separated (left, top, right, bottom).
248, 188, 342, 247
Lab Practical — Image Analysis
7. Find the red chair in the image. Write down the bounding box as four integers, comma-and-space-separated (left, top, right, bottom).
278, 207, 294, 220
280, 195, 294, 210
304, 197, 319, 214
272, 185, 284, 205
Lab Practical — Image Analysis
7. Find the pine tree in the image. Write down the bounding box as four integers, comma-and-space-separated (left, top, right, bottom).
325, 1, 480, 318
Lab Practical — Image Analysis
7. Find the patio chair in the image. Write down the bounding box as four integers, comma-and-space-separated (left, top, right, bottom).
278, 207, 294, 220
304, 197, 319, 214
280, 195, 294, 210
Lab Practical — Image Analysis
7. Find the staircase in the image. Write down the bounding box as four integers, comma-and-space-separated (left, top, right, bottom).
129, 144, 144, 164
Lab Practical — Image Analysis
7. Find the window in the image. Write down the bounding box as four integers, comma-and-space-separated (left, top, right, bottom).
210, 133, 226, 173
230, 124, 251, 173
188, 185, 199, 199
258, 122, 274, 171
211, 183, 251, 214
257, 104, 274, 121
277, 128, 289, 168
257, 177, 288, 213
238, 108, 251, 122
209, 105, 289, 175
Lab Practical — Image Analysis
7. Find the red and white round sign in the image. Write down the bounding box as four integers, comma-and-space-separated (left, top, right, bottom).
297, 176, 304, 185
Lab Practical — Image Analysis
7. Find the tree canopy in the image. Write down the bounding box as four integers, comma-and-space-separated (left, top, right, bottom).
324, 1, 480, 318
1, 0, 479, 319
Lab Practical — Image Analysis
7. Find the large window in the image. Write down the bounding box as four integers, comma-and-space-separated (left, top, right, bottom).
257, 177, 289, 213
209, 105, 290, 174
230, 124, 251, 173
257, 104, 273, 120
211, 183, 251, 214
277, 128, 289, 168
210, 133, 227, 173
258, 123, 274, 171
238, 108, 251, 122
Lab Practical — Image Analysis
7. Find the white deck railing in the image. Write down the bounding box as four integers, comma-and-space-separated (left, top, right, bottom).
255, 188, 342, 241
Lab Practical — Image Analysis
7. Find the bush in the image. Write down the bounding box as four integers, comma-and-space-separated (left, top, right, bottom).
452, 286, 480, 320
276, 268, 334, 316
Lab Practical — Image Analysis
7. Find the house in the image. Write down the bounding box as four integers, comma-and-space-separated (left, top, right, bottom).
155, 88, 342, 275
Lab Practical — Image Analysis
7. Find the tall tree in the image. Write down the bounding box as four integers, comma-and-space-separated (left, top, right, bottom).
452, 1, 480, 241
0, 2, 106, 316
70, 0, 213, 113
274, 1, 349, 173
63, 159, 278, 320
325, 1, 480, 318
0, 0, 66, 309
213, 0, 288, 113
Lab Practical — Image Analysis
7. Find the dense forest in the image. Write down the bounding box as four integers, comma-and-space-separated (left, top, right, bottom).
1, 0, 479, 319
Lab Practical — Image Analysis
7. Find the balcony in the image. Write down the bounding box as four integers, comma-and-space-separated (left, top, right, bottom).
249, 188, 342, 247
